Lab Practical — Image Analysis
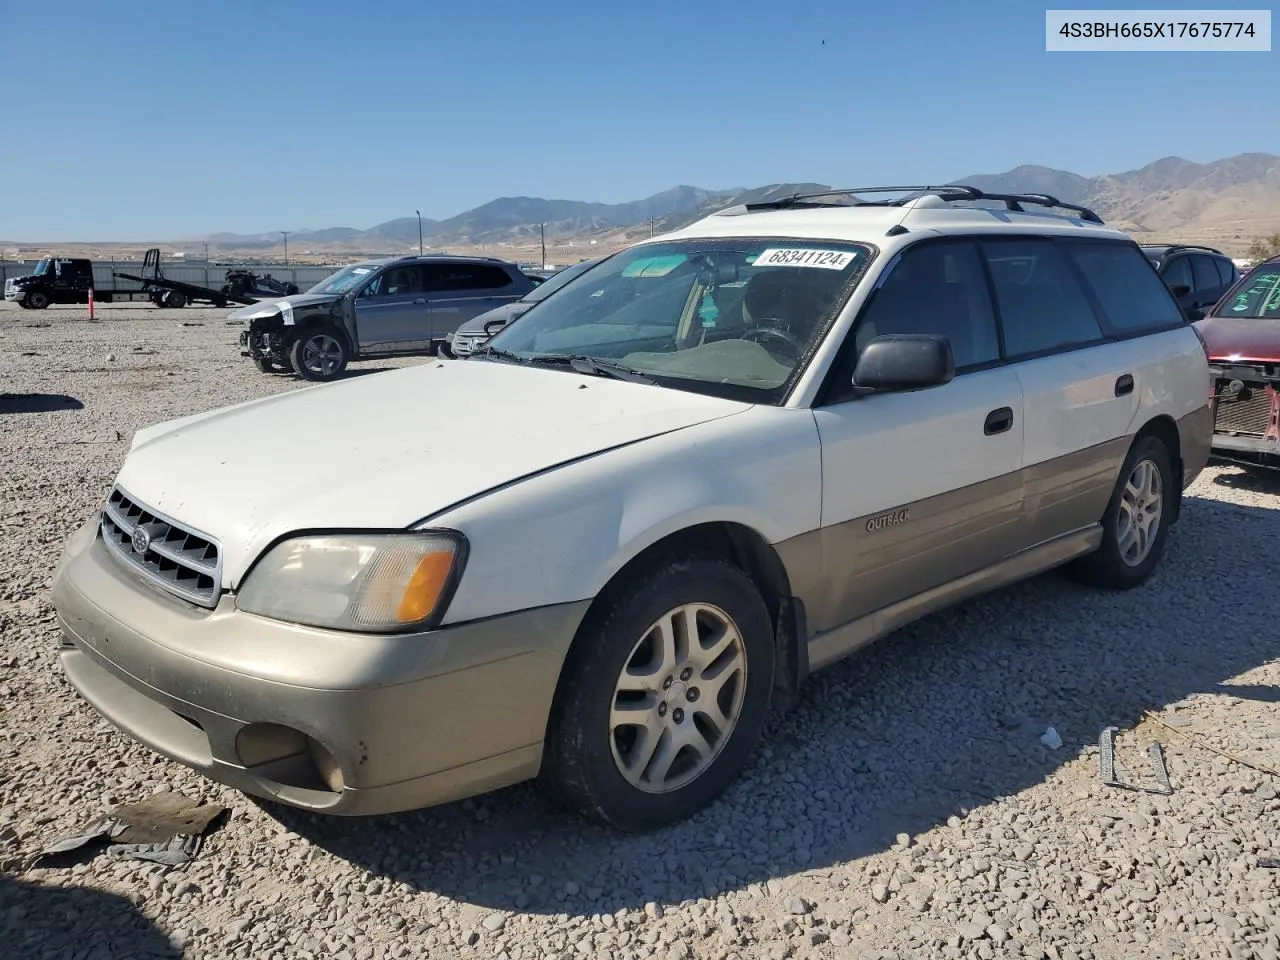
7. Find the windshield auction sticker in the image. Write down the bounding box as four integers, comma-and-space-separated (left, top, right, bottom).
1045, 10, 1271, 51
753, 249, 856, 270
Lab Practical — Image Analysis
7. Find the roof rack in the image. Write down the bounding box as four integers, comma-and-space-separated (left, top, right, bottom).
1140, 243, 1228, 257
730, 184, 1105, 225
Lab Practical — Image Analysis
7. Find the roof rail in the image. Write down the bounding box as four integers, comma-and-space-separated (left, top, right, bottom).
1144, 243, 1229, 257
730, 184, 1105, 224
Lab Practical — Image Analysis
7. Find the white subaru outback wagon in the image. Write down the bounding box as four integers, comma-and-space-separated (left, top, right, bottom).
52, 186, 1212, 830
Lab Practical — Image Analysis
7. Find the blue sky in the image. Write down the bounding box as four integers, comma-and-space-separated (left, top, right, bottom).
2, 0, 1275, 240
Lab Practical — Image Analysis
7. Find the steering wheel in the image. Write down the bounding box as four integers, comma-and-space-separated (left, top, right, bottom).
742, 324, 803, 361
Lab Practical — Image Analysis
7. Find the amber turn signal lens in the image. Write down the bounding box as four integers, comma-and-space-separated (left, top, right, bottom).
395, 550, 455, 623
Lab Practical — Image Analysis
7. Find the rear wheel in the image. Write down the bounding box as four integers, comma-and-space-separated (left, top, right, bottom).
1063, 435, 1173, 589
24, 291, 49, 310
288, 325, 349, 381
164, 290, 187, 308
542, 556, 775, 831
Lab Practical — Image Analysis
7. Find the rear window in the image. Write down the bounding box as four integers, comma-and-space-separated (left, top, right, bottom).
1065, 242, 1185, 333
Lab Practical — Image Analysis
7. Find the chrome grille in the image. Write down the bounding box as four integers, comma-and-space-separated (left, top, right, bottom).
452, 333, 488, 357
99, 487, 222, 608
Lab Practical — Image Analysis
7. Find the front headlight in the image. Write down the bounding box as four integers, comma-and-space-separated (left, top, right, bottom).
236, 532, 466, 632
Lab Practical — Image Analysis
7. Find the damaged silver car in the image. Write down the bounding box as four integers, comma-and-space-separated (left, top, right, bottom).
233, 255, 535, 380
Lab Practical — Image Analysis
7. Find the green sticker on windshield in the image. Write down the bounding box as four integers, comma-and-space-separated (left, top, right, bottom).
622, 254, 688, 278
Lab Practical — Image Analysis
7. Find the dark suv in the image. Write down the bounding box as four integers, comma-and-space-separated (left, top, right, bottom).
231, 255, 536, 380
1141, 244, 1240, 321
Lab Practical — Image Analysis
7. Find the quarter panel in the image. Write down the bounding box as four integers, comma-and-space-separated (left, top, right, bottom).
426, 407, 823, 625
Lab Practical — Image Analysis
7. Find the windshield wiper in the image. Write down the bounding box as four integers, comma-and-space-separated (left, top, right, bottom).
526, 354, 656, 384
471, 346, 528, 364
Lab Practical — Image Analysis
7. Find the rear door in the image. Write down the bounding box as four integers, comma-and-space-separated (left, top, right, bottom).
988, 237, 1183, 546
425, 263, 520, 341
352, 264, 431, 353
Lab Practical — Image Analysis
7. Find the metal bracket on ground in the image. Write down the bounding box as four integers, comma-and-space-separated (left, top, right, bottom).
1099, 726, 1173, 795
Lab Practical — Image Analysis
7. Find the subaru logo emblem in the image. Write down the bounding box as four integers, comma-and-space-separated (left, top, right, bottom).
131, 526, 152, 554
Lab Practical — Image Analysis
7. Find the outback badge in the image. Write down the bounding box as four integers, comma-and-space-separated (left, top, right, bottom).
865, 508, 909, 532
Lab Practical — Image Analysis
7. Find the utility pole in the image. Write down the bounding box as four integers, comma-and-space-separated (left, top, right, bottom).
416, 210, 423, 255
539, 222, 546, 268
280, 231, 289, 266
203, 242, 209, 262
648, 218, 658, 238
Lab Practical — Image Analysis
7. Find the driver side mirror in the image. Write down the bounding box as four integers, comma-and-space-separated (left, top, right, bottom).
852, 335, 954, 394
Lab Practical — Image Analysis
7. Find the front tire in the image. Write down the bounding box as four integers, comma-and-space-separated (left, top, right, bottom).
24, 291, 49, 309
164, 290, 187, 308
288, 325, 349, 381
542, 557, 775, 831
1064, 434, 1173, 589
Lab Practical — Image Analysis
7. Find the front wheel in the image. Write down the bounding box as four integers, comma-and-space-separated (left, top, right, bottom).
288, 326, 349, 381
164, 290, 187, 308
542, 557, 775, 831
1063, 434, 1174, 589
24, 291, 50, 309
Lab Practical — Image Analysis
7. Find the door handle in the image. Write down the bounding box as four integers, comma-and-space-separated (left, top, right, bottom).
1115, 374, 1134, 397
984, 407, 1013, 436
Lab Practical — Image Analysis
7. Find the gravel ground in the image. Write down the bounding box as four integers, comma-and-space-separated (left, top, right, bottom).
2, 301, 1279, 960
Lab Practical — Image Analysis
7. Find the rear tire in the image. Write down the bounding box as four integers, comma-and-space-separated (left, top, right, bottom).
164, 290, 187, 308
1063, 434, 1174, 589
541, 556, 775, 831
288, 325, 349, 381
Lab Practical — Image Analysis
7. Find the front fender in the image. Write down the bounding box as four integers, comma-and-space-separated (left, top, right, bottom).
428, 406, 823, 625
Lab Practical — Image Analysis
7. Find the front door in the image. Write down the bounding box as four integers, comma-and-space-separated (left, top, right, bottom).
353, 264, 432, 353
425, 263, 521, 342
810, 239, 1025, 634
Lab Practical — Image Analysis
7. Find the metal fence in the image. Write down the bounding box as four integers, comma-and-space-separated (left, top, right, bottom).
0, 260, 341, 295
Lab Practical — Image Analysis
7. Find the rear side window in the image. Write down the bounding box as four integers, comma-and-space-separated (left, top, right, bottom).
1065, 242, 1184, 333
982, 240, 1103, 356
424, 264, 513, 293
1191, 256, 1221, 293
1214, 257, 1238, 287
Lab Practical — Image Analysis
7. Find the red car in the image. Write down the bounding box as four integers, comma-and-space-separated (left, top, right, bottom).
1193, 255, 1280, 472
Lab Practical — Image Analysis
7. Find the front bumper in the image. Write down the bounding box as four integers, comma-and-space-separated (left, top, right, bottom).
1210, 433, 1280, 471
4, 284, 24, 301
51, 516, 590, 815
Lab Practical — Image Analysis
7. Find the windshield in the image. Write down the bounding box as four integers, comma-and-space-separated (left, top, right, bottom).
32, 259, 51, 276
1216, 266, 1280, 320
308, 262, 379, 295
482, 238, 872, 403
523, 259, 600, 303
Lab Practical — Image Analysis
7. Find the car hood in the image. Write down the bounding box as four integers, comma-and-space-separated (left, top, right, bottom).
114, 360, 750, 586
1195, 315, 1280, 364
227, 292, 341, 321
455, 300, 533, 335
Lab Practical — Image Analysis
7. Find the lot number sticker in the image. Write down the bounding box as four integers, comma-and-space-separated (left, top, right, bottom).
753, 248, 855, 270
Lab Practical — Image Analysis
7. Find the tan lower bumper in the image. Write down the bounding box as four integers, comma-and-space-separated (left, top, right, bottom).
51, 519, 590, 815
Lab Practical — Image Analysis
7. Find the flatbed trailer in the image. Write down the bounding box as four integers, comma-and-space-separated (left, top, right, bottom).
111, 249, 257, 308
5, 248, 257, 309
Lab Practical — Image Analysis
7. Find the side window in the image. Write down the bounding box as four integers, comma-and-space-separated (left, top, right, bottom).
1215, 257, 1238, 287
1063, 242, 1184, 333
982, 239, 1103, 357
1161, 256, 1193, 290
1191, 256, 1220, 293
424, 264, 514, 293
852, 241, 1000, 370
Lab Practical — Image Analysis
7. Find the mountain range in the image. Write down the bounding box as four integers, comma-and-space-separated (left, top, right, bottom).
192, 151, 1279, 255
